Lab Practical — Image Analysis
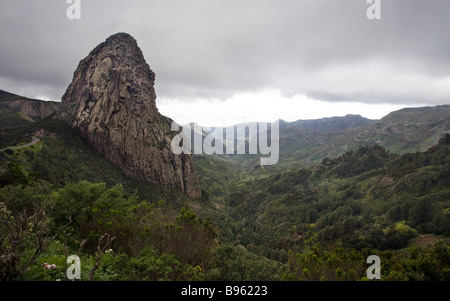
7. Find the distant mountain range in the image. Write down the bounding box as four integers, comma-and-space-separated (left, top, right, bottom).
180, 106, 450, 171
2, 85, 449, 171
276, 105, 450, 168
280, 114, 376, 132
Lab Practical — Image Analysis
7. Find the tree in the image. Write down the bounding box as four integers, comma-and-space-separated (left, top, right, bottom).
0, 162, 29, 187
47, 181, 134, 253
127, 202, 217, 267
0, 202, 56, 280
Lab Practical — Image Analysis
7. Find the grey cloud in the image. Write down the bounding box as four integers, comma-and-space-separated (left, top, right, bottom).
0, 0, 449, 105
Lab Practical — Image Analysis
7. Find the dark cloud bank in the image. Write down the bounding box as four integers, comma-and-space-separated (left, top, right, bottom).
1, 0, 449, 106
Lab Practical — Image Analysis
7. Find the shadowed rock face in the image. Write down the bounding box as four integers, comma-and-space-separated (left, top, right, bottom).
59, 32, 201, 198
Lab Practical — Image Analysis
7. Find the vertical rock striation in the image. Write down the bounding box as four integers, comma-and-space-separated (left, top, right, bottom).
58, 33, 201, 198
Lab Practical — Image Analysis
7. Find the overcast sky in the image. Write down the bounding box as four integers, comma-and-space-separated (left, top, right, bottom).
1, 0, 449, 126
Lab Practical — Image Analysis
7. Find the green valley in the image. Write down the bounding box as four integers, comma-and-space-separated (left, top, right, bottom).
1, 90, 449, 281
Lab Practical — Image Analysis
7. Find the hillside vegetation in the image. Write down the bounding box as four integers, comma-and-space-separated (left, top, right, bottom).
0, 96, 449, 281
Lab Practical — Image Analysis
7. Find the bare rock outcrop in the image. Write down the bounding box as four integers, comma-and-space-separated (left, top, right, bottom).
58, 33, 201, 198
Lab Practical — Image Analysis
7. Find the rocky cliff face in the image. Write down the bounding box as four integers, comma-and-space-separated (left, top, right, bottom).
58, 33, 201, 198
0, 90, 60, 121
8, 99, 60, 120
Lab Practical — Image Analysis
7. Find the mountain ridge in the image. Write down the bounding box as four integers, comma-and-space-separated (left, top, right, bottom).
184, 105, 450, 171
3, 84, 448, 173
0, 89, 60, 128
280, 114, 376, 132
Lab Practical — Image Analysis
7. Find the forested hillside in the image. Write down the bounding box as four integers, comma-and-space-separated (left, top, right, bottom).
0, 115, 283, 281
211, 136, 450, 280
1, 102, 449, 281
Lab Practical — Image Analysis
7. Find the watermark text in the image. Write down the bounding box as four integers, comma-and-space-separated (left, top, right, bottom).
171, 121, 279, 166
366, 255, 381, 279
367, 0, 381, 20
66, 0, 81, 20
